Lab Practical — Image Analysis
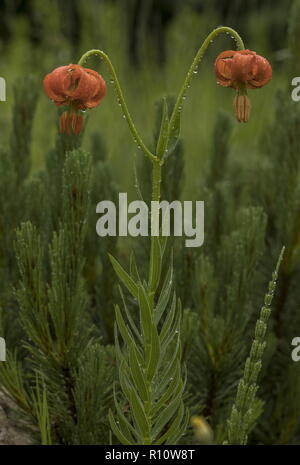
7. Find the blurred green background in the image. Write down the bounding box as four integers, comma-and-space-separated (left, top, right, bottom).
1, 0, 300, 445
0, 0, 292, 199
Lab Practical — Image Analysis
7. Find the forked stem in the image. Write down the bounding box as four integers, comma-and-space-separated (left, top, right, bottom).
78, 26, 244, 165
78, 49, 157, 162
169, 26, 245, 134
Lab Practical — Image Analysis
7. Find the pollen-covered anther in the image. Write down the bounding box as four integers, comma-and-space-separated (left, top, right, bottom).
233, 94, 251, 123
59, 111, 84, 135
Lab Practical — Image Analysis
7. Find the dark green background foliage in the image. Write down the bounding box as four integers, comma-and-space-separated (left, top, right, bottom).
0, 0, 299, 445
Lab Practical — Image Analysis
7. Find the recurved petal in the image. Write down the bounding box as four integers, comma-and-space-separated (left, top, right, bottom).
247, 56, 272, 88
231, 52, 257, 82
61, 65, 86, 96
43, 65, 72, 103
215, 50, 236, 81
217, 78, 235, 88
84, 74, 106, 108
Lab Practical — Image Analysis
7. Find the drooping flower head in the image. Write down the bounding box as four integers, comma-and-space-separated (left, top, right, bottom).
43, 64, 106, 134
214, 49, 272, 122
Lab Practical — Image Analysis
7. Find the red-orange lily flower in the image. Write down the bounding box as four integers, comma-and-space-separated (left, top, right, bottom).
43, 64, 106, 134
214, 49, 272, 122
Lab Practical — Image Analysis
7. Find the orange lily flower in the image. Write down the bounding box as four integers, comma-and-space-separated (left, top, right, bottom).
215, 50, 272, 122
43, 64, 106, 134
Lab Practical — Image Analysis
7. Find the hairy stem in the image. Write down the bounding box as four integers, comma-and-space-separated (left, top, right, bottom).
78, 27, 244, 165
78, 49, 157, 162
148, 159, 162, 302
169, 26, 245, 135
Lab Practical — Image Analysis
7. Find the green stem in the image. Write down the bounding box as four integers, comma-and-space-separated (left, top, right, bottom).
169, 26, 245, 134
78, 27, 244, 164
151, 159, 162, 203
148, 159, 162, 301
78, 49, 157, 163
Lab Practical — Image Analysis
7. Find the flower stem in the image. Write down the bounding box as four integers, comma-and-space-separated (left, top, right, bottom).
169, 26, 245, 136
78, 49, 157, 163
151, 159, 162, 203
148, 159, 162, 301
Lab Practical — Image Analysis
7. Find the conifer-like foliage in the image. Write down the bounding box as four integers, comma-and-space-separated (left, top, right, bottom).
0, 0, 299, 446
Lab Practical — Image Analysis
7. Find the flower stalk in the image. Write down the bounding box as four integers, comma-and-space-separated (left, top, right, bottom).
169, 26, 245, 133
78, 49, 157, 162
73, 26, 269, 445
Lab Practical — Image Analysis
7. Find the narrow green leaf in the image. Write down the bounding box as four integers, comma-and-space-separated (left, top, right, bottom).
130, 252, 141, 284
166, 407, 189, 445
155, 401, 185, 445
151, 361, 181, 417
156, 98, 170, 159
115, 304, 137, 349
165, 110, 181, 159
159, 292, 176, 344
138, 285, 153, 344
133, 155, 145, 202
114, 322, 127, 365
152, 388, 183, 440
130, 388, 150, 439
113, 386, 137, 442
157, 336, 181, 396
160, 299, 181, 354
119, 359, 133, 403
146, 323, 161, 381
129, 346, 150, 402
109, 254, 138, 298
118, 285, 142, 344
108, 409, 132, 445
148, 237, 162, 294
159, 234, 168, 258
155, 262, 173, 324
